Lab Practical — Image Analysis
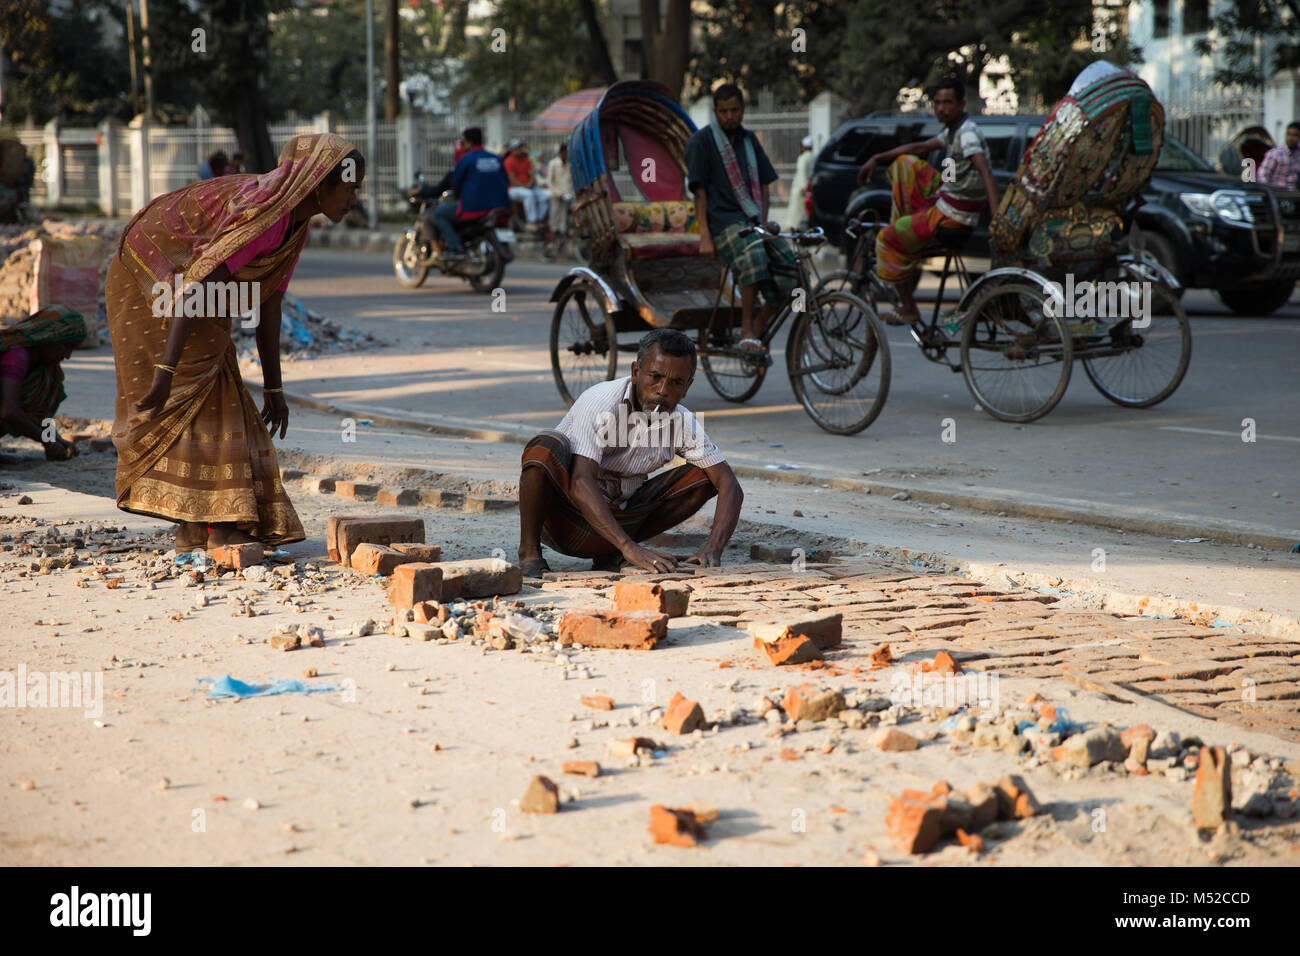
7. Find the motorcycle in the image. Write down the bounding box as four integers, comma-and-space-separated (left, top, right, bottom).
392, 173, 515, 293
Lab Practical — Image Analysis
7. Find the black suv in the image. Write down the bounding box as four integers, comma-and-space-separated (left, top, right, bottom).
807, 112, 1300, 315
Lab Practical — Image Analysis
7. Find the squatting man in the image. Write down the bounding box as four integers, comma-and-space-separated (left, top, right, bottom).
517, 329, 744, 575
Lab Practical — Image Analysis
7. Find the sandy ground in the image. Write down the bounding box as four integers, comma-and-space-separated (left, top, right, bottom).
2, 416, 1299, 866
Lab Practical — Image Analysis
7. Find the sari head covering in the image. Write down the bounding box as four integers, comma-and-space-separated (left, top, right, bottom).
0, 305, 86, 420
107, 131, 358, 545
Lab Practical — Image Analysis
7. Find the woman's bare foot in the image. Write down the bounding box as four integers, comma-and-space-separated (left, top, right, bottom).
175, 522, 207, 552
207, 523, 261, 548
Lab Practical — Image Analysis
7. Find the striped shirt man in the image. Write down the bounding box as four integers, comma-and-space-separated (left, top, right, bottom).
556, 375, 725, 506
1259, 142, 1300, 191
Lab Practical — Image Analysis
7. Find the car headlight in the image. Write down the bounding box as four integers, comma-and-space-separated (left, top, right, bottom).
1180, 190, 1254, 224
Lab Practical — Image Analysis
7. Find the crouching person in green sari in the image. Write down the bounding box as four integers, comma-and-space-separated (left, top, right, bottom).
0, 305, 85, 461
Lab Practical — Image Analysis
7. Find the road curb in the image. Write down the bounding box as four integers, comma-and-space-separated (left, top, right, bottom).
253, 383, 1300, 555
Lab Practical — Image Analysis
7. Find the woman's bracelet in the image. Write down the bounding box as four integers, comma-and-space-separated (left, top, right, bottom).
154, 363, 177, 374
262, 386, 283, 393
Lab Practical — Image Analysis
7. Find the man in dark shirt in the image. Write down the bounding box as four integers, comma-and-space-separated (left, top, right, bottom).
685, 84, 797, 366
422, 127, 509, 262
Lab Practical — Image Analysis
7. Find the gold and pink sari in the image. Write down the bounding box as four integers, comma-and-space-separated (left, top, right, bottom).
108, 133, 356, 544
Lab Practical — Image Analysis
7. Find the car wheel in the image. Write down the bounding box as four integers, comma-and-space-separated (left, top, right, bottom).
1215, 281, 1295, 316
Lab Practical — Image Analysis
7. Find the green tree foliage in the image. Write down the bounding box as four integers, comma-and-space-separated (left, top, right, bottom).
1195, 1, 1299, 88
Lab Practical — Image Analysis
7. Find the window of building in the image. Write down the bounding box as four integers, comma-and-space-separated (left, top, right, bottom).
1153, 0, 1170, 38
1182, 0, 1209, 34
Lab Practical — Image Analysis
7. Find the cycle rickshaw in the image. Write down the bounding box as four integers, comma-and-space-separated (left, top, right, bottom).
819, 67, 1192, 423
547, 80, 890, 434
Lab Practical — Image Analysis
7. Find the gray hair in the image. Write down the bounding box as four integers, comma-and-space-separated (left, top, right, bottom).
636, 328, 697, 374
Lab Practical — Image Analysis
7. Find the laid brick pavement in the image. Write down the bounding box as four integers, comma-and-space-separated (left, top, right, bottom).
535, 560, 1300, 743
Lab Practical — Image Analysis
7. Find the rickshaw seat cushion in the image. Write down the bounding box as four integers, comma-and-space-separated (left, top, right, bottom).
621, 232, 701, 259
612, 200, 699, 236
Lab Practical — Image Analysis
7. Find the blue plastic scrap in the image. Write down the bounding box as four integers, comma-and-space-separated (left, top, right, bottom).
196, 674, 341, 700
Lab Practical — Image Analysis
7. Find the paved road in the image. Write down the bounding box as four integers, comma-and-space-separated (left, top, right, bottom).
270, 249, 1299, 542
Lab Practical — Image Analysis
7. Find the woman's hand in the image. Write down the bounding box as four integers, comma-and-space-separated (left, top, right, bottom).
43, 435, 78, 461
261, 389, 289, 439
131, 370, 173, 420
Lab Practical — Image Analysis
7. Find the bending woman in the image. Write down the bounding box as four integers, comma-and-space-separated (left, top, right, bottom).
107, 133, 364, 552
0, 305, 86, 461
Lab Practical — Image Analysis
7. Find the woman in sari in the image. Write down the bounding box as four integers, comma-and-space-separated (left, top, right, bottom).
108, 132, 364, 552
0, 305, 85, 461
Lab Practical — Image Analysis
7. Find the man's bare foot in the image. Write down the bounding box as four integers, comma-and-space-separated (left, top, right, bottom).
519, 555, 551, 577
207, 523, 261, 548
175, 522, 207, 552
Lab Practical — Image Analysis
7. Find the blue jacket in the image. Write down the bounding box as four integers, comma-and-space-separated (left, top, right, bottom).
450, 147, 510, 217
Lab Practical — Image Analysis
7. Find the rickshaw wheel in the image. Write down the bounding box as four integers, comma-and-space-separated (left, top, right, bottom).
699, 308, 767, 403
1081, 282, 1191, 407
551, 282, 618, 407
788, 291, 891, 435
959, 281, 1072, 423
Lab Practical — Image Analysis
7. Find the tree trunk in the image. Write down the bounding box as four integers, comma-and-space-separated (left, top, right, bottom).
384, 0, 400, 119
228, 84, 275, 173
640, 0, 691, 98
578, 0, 619, 85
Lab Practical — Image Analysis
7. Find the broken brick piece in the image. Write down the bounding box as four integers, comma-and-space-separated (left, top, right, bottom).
649, 805, 706, 847
613, 579, 691, 617
464, 494, 519, 512
270, 634, 300, 652
580, 695, 615, 711
562, 761, 601, 777
755, 635, 822, 666
391, 542, 443, 563
520, 775, 560, 813
1192, 746, 1232, 830
609, 737, 658, 758
873, 728, 919, 752
782, 685, 846, 723
387, 563, 444, 610
418, 489, 464, 509
749, 611, 842, 651
412, 602, 442, 625
302, 475, 337, 495
1120, 724, 1157, 748
331, 516, 425, 567
210, 543, 263, 570
438, 558, 523, 599
885, 794, 943, 854
965, 783, 999, 831
955, 828, 985, 853
926, 651, 963, 674
870, 643, 893, 668
663, 692, 706, 735
559, 610, 667, 650
994, 775, 1041, 820
350, 542, 414, 576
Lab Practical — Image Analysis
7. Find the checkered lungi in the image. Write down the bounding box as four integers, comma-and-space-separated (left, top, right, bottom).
521, 430, 716, 558
713, 220, 798, 306
874, 155, 968, 283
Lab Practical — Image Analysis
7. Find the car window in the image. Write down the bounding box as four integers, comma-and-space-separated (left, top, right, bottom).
830, 125, 904, 164
1157, 134, 1214, 172
978, 123, 1020, 169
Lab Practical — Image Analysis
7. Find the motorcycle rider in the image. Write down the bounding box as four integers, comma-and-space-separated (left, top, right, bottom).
411, 127, 510, 263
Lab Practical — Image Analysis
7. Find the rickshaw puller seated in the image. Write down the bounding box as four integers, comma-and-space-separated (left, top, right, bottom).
686, 83, 797, 368
517, 329, 744, 576
856, 77, 1001, 327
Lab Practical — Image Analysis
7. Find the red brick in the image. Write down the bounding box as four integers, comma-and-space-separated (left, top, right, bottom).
412, 602, 442, 625
335, 481, 379, 500
956, 828, 985, 853
932, 780, 953, 797
649, 805, 706, 847
210, 543, 263, 569
886, 794, 942, 854
418, 489, 464, 509
608, 737, 659, 758
326, 514, 363, 561
302, 475, 337, 495
994, 775, 1040, 820
749, 611, 842, 651
870, 643, 893, 668
350, 543, 414, 576
559, 610, 667, 650
782, 685, 846, 722
662, 692, 706, 734
438, 558, 523, 599
925, 651, 963, 674
465, 494, 519, 512
377, 487, 419, 506
580, 695, 615, 711
331, 516, 425, 567
1193, 746, 1232, 830
387, 563, 444, 609
520, 775, 559, 813
755, 635, 822, 666
270, 634, 300, 652
561, 761, 601, 777
613, 579, 691, 617
391, 542, 443, 562
1120, 724, 1157, 747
